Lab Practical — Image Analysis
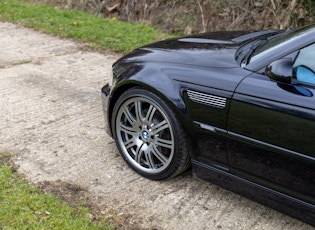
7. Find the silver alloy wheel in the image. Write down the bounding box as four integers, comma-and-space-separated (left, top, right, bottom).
115, 97, 175, 174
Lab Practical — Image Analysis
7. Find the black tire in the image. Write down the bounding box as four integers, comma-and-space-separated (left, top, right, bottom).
111, 87, 191, 180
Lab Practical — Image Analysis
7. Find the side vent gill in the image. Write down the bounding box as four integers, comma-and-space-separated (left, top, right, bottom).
187, 89, 227, 108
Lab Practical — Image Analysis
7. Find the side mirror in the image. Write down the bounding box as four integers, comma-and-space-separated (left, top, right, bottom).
265, 59, 293, 84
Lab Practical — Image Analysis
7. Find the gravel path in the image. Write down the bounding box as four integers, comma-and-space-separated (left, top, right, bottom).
0, 22, 312, 230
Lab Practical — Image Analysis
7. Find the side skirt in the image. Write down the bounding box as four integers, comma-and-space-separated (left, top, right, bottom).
192, 160, 315, 227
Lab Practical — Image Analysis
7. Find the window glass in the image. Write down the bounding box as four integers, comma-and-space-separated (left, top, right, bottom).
250, 25, 315, 63
293, 43, 315, 84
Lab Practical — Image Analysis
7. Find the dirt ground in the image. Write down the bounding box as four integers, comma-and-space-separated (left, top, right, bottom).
0, 22, 313, 229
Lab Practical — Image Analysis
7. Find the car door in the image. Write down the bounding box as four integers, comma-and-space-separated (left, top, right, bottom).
227, 44, 315, 205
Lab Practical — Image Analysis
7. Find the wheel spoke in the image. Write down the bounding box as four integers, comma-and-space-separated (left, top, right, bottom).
134, 101, 143, 122
124, 137, 136, 149
145, 105, 156, 124
120, 123, 137, 136
123, 107, 136, 124
144, 151, 156, 169
152, 120, 168, 134
155, 137, 174, 150
152, 145, 168, 164
134, 143, 145, 163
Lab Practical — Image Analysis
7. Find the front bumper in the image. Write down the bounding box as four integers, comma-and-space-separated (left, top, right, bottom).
101, 83, 112, 137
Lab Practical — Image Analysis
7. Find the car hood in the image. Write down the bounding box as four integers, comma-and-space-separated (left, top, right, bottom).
118, 30, 278, 68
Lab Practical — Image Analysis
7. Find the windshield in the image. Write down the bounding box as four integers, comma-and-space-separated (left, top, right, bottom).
235, 31, 281, 66
237, 39, 268, 67
250, 25, 315, 63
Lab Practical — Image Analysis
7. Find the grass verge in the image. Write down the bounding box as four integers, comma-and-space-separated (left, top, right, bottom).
0, 0, 171, 53
0, 153, 112, 229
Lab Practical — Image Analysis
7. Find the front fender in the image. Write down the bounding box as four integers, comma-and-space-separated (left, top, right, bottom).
108, 62, 192, 136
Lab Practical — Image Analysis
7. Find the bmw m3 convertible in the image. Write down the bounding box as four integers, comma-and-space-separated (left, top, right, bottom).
101, 24, 315, 226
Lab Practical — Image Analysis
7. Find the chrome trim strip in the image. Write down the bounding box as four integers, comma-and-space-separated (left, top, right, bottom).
187, 89, 226, 108
228, 131, 315, 161
193, 121, 226, 135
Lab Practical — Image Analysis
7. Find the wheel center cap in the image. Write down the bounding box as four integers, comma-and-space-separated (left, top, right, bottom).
142, 131, 149, 140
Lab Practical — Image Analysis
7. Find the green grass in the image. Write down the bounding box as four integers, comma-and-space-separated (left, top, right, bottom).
0, 153, 112, 229
0, 0, 171, 53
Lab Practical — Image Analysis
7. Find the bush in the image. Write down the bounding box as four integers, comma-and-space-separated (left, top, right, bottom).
32, 0, 314, 34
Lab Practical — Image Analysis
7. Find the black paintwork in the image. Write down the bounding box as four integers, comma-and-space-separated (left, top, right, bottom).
101, 25, 315, 226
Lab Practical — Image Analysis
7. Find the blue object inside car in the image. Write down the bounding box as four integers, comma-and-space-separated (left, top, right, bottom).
296, 65, 315, 84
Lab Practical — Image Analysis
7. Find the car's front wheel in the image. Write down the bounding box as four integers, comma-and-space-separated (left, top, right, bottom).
111, 87, 190, 180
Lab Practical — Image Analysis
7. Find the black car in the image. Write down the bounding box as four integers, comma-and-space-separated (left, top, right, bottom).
101, 24, 315, 226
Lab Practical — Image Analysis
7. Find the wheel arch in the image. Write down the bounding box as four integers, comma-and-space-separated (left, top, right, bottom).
107, 68, 192, 141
